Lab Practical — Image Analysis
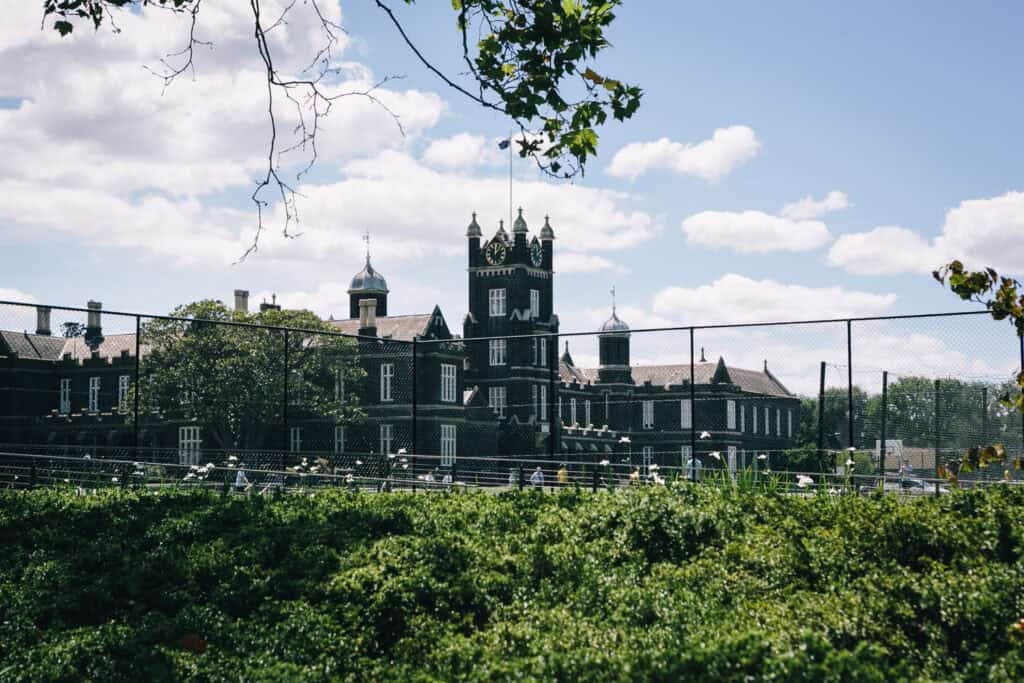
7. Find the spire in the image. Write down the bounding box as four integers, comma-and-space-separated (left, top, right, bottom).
711, 356, 733, 385
495, 219, 508, 241
540, 214, 555, 240
466, 211, 482, 238
561, 340, 575, 366
700, 347, 706, 363
362, 228, 371, 262
610, 284, 616, 316
513, 206, 528, 233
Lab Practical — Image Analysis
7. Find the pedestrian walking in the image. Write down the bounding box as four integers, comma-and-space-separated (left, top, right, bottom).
529, 466, 544, 488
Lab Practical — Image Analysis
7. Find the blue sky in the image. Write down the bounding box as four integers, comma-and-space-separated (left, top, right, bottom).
1, 1, 1022, 388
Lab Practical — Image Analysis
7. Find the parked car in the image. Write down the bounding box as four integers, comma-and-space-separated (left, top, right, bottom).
881, 477, 949, 496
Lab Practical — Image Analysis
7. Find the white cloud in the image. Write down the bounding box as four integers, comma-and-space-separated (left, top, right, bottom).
557, 253, 622, 274
780, 190, 851, 220
607, 125, 760, 182
0, 288, 37, 304
827, 226, 940, 276
827, 191, 1024, 276
422, 133, 502, 168
681, 210, 831, 253
651, 273, 897, 325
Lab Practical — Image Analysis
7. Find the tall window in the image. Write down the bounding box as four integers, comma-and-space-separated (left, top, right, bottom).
88, 376, 100, 412
753, 405, 759, 434
540, 384, 548, 421
532, 338, 539, 366
764, 407, 770, 436
59, 378, 71, 414
642, 446, 654, 473
178, 426, 201, 465
379, 424, 393, 454
558, 397, 563, 423
642, 400, 654, 429
380, 363, 394, 402
530, 289, 540, 319
488, 339, 507, 366
585, 400, 592, 426
570, 398, 578, 425
787, 410, 793, 438
532, 385, 538, 420
440, 425, 456, 466
289, 427, 302, 452
776, 409, 781, 437
488, 386, 507, 418
540, 338, 548, 367
290, 370, 304, 405
728, 446, 738, 474
334, 369, 345, 402
441, 363, 457, 403
740, 404, 746, 432
334, 426, 345, 454
726, 400, 737, 430
604, 392, 610, 424
680, 399, 692, 429
681, 445, 692, 464
488, 288, 506, 317
118, 375, 131, 409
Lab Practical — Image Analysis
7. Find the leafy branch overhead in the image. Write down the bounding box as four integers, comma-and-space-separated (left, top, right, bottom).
42, 0, 642, 255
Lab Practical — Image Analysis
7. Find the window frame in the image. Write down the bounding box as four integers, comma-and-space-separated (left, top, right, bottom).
488, 386, 507, 418
726, 400, 737, 430
88, 376, 100, 412
380, 363, 394, 402
440, 363, 457, 403
289, 426, 302, 453
334, 425, 345, 454
488, 288, 506, 317
59, 378, 71, 414
642, 399, 654, 430
178, 426, 201, 465
529, 289, 540, 319
379, 424, 393, 455
680, 398, 692, 429
488, 339, 507, 366
440, 424, 457, 466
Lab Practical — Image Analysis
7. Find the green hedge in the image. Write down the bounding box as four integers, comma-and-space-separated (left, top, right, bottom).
2, 485, 1024, 681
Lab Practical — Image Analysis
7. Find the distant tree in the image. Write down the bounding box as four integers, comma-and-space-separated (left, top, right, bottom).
61, 322, 86, 338
135, 300, 364, 451
43, 0, 642, 256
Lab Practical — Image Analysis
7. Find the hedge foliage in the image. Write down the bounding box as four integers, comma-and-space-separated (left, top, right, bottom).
2, 485, 1024, 681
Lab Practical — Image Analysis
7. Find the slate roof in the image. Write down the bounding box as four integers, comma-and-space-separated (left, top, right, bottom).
0, 331, 148, 362
559, 360, 793, 397
328, 314, 434, 342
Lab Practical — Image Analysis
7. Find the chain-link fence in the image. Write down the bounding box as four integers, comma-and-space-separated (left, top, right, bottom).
1, 300, 1022, 492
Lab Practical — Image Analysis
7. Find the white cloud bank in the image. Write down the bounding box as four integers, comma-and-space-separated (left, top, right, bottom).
422, 133, 503, 168
780, 190, 851, 220
681, 211, 831, 253
607, 125, 760, 181
828, 191, 1024, 276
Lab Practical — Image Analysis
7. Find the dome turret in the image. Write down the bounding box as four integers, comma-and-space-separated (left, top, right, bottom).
466, 211, 482, 238
599, 310, 630, 334
348, 253, 389, 319
513, 207, 528, 234
539, 214, 555, 241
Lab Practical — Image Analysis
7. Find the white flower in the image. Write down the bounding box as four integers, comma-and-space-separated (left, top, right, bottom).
402, 464, 409, 470
846, 446, 857, 452
132, 462, 142, 468
205, 462, 215, 470
845, 458, 856, 467
228, 455, 239, 462
648, 464, 660, 471
796, 474, 815, 488
355, 460, 363, 466
699, 431, 711, 440
111, 477, 118, 483
828, 487, 839, 495
599, 459, 610, 466
757, 454, 768, 460
387, 453, 396, 459
345, 473, 354, 484
709, 451, 721, 460
619, 436, 631, 444
397, 448, 408, 455
83, 454, 91, 460
63, 478, 70, 483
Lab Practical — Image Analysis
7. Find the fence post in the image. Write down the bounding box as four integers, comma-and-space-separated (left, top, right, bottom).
133, 315, 141, 462
689, 327, 696, 483
282, 328, 289, 474
548, 333, 556, 461
592, 466, 598, 493
518, 464, 524, 490
846, 319, 854, 450
981, 385, 988, 446
879, 371, 888, 479
411, 338, 418, 458
934, 378, 941, 471
29, 457, 36, 490
817, 361, 826, 456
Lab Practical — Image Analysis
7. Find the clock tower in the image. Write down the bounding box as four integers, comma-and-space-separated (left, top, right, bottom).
463, 208, 557, 429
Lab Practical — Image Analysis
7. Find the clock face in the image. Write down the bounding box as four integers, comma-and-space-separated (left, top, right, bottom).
484, 240, 508, 265
529, 241, 543, 267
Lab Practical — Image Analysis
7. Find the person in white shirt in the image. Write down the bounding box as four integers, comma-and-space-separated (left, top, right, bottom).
529, 466, 544, 488
234, 465, 250, 493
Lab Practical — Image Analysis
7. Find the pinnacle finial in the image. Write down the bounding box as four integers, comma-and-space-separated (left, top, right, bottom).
362, 228, 371, 263
610, 285, 616, 315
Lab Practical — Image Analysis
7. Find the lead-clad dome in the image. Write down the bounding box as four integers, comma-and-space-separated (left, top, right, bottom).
348, 255, 389, 293
599, 310, 630, 334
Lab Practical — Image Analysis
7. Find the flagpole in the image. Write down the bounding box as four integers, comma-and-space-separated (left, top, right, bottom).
508, 129, 513, 229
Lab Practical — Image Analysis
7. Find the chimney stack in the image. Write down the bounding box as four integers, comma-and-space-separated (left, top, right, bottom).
35, 306, 51, 336
86, 301, 102, 339
259, 293, 281, 312
358, 298, 378, 336
234, 289, 249, 314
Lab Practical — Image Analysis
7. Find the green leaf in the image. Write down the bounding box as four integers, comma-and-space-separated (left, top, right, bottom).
54, 20, 74, 36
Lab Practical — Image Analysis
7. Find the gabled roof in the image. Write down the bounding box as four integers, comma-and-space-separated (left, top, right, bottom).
0, 331, 68, 361
328, 306, 451, 342
559, 360, 793, 397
